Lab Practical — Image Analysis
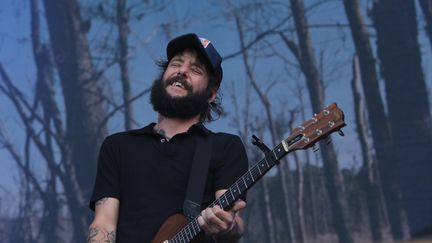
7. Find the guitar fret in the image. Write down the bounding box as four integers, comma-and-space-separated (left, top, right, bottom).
252, 165, 260, 178
258, 160, 265, 170
264, 157, 270, 168
235, 182, 241, 195
192, 220, 200, 235
180, 230, 186, 242
240, 177, 247, 190
231, 184, 240, 198
257, 163, 262, 174
186, 226, 192, 241
228, 187, 235, 200
219, 195, 225, 208
190, 222, 196, 236
183, 228, 189, 242
223, 194, 229, 208
249, 170, 255, 182
237, 176, 247, 192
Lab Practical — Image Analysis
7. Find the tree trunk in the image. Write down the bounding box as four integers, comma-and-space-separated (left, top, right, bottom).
350, 56, 393, 242
372, 0, 432, 237
342, 0, 408, 240
293, 151, 306, 243
42, 0, 108, 241
116, 0, 134, 130
234, 12, 294, 242
419, 0, 432, 50
290, 0, 353, 242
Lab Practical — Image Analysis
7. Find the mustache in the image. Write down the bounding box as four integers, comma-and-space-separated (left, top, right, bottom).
165, 75, 192, 92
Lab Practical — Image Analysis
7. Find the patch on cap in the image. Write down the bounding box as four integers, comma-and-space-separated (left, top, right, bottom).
199, 37, 210, 48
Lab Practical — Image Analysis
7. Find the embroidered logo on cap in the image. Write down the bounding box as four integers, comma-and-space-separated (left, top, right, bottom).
199, 37, 210, 48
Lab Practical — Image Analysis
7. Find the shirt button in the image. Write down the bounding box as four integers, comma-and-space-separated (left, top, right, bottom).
160, 138, 166, 143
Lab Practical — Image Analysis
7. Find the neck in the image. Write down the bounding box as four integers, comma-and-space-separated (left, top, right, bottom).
155, 115, 200, 138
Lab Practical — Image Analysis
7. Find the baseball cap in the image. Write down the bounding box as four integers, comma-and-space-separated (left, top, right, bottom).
166, 33, 223, 86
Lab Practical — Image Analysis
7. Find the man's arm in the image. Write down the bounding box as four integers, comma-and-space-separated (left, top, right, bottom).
198, 189, 246, 243
87, 197, 119, 243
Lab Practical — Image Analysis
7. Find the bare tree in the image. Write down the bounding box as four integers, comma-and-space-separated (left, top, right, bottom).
30, 0, 61, 242
350, 55, 393, 242
41, 0, 108, 241
288, 0, 353, 242
372, 0, 432, 237
230, 4, 299, 241
116, 0, 134, 130
419, 0, 432, 50
342, 0, 404, 240
233, 12, 279, 243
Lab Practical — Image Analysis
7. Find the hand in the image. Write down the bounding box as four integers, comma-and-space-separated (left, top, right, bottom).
197, 199, 246, 236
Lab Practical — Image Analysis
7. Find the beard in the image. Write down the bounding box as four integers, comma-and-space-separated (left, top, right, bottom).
150, 75, 211, 120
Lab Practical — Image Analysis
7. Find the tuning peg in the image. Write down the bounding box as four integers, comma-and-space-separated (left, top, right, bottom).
313, 144, 319, 152
338, 130, 345, 136
326, 137, 332, 145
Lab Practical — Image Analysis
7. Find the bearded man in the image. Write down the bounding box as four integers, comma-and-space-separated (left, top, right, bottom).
87, 33, 249, 243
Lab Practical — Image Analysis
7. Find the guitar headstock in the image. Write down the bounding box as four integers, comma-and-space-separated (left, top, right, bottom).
285, 103, 346, 151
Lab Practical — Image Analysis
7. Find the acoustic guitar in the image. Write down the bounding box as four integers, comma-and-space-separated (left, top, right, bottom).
152, 103, 346, 243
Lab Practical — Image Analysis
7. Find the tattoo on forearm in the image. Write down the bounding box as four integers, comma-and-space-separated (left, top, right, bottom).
95, 197, 109, 207
87, 226, 116, 243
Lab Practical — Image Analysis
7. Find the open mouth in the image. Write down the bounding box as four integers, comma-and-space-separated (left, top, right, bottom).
172, 81, 185, 89
166, 76, 191, 92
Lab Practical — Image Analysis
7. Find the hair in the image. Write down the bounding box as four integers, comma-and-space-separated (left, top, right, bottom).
155, 51, 223, 123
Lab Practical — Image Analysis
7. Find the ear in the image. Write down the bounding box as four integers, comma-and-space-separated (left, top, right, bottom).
208, 88, 218, 103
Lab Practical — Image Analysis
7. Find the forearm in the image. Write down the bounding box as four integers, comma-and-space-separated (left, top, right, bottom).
87, 224, 116, 243
88, 197, 119, 243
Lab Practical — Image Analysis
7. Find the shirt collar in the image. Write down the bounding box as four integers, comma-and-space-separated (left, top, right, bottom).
128, 122, 211, 136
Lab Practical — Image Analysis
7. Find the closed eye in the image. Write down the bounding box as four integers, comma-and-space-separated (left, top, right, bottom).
169, 61, 182, 67
191, 66, 204, 75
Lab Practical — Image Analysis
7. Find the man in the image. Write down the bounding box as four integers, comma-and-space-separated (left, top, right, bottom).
88, 33, 249, 243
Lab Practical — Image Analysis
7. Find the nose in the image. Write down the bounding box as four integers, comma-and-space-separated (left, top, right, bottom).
177, 64, 189, 76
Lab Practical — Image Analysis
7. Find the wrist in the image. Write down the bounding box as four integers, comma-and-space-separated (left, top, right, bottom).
214, 219, 243, 243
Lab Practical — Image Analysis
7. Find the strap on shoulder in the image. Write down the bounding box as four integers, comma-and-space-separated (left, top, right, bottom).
183, 134, 212, 221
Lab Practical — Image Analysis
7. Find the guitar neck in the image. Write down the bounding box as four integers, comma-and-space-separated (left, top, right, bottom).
168, 141, 291, 242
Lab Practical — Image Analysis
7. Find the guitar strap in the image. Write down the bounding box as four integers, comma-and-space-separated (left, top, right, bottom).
183, 134, 212, 221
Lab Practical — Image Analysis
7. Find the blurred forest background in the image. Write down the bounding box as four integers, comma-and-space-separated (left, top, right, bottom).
0, 0, 431, 242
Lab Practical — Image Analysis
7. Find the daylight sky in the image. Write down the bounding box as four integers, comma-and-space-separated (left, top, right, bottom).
1, 0, 431, 214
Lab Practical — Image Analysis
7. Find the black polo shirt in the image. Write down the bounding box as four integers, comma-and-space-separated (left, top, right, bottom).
89, 122, 248, 243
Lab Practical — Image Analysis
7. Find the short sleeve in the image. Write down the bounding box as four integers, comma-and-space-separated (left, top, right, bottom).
89, 136, 120, 210
213, 135, 249, 197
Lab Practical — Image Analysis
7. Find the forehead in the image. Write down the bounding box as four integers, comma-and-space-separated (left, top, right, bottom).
171, 49, 207, 67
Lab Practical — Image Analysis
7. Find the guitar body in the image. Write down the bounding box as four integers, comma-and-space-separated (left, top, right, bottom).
152, 214, 205, 243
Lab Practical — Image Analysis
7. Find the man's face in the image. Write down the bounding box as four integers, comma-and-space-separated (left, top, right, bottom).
162, 49, 210, 97
150, 49, 216, 120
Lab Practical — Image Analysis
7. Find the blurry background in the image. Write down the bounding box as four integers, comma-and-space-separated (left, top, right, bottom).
0, 0, 431, 242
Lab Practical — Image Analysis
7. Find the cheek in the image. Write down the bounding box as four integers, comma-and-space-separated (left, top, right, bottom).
194, 77, 209, 91
162, 71, 170, 82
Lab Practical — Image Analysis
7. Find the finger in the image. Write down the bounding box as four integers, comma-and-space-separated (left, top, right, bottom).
198, 212, 217, 235
231, 199, 246, 212
201, 208, 226, 234
212, 209, 236, 231
197, 215, 206, 228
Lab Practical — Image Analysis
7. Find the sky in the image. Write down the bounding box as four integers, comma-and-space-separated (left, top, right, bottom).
0, 0, 431, 215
